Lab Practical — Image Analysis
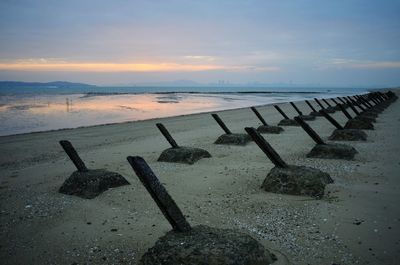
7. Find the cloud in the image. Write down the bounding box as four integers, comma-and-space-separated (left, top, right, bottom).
183, 55, 215, 62
327, 58, 400, 69
0, 58, 280, 73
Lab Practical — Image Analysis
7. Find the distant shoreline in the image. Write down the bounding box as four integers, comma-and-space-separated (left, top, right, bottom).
0, 84, 374, 96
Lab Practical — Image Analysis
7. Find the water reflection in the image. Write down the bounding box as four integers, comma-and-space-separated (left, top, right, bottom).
0, 92, 318, 136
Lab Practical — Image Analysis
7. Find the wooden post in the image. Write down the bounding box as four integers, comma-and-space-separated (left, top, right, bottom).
314, 98, 326, 109
244, 127, 288, 168
352, 97, 367, 111
354, 96, 370, 109
365, 94, 378, 106
290, 102, 303, 115
331, 98, 340, 105
305, 100, 318, 112
322, 98, 333, 107
156, 123, 179, 148
347, 97, 366, 111
127, 156, 192, 232
338, 104, 353, 120
346, 99, 361, 115
319, 109, 344, 129
59, 140, 88, 172
337, 97, 347, 104
294, 117, 326, 145
274, 105, 290, 119
378, 93, 387, 101
212, 114, 232, 134
251, 107, 268, 126
371, 97, 380, 105
358, 96, 373, 108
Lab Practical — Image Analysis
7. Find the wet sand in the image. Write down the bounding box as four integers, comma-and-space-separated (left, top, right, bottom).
0, 92, 399, 264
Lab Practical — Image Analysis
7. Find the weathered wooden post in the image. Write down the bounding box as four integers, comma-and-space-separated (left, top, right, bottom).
60, 140, 89, 172
250, 106, 283, 134
251, 107, 267, 126
314, 98, 335, 113
347, 97, 367, 112
274, 105, 289, 119
212, 113, 251, 145
293, 117, 325, 145
58, 140, 129, 199
359, 95, 384, 112
156, 123, 179, 148
319, 110, 343, 130
342, 100, 375, 129
127, 156, 191, 232
212, 113, 232, 134
338, 104, 353, 120
126, 155, 277, 264
156, 123, 211, 164
245, 127, 288, 168
348, 97, 378, 120
321, 98, 337, 112
274, 105, 299, 126
370, 96, 381, 107
352, 96, 371, 112
369, 95, 380, 105
356, 95, 374, 108
331, 98, 340, 105
294, 116, 357, 160
314, 98, 324, 108
354, 96, 374, 110
330, 98, 343, 110
290, 102, 315, 120
345, 99, 361, 115
322, 98, 333, 108
337, 97, 347, 104
244, 127, 332, 198
305, 100, 323, 116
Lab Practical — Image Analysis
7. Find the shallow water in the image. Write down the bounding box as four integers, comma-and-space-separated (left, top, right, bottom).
0, 91, 356, 136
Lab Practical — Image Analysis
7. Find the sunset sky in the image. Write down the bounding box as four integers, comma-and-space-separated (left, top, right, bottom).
0, 0, 399, 87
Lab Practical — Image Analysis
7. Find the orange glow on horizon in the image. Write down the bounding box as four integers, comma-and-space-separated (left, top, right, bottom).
0, 61, 230, 72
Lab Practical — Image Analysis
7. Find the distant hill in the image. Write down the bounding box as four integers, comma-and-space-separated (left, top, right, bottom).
118, 79, 202, 87
0, 81, 96, 89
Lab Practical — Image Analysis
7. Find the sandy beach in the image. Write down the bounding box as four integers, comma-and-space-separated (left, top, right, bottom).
1, 92, 399, 264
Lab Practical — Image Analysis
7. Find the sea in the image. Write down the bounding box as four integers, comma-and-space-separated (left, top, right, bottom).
0, 86, 370, 136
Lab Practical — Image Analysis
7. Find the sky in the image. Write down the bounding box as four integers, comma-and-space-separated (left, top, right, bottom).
0, 0, 399, 87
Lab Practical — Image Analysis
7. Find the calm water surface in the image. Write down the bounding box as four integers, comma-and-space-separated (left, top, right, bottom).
0, 91, 358, 136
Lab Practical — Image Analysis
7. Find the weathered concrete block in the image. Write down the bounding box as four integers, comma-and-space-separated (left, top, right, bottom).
324, 107, 336, 113
158, 147, 211, 164
333, 105, 342, 110
278, 119, 299, 126
344, 118, 374, 130
307, 143, 358, 160
297, 114, 316, 121
359, 114, 378, 122
357, 114, 376, 123
363, 110, 380, 116
215, 133, 251, 145
140, 225, 276, 265
309, 111, 323, 117
256, 125, 284, 134
262, 165, 333, 199
328, 129, 367, 141
59, 169, 129, 199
